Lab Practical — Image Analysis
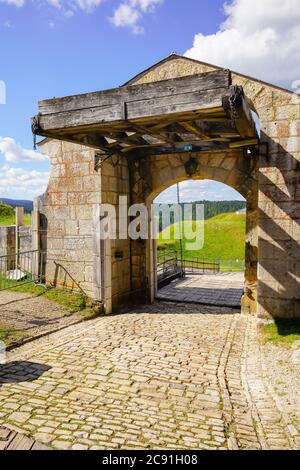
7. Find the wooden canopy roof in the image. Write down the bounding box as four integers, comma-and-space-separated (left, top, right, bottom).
32, 69, 259, 159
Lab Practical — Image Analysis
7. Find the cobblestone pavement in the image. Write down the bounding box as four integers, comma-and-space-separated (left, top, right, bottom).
0, 302, 298, 450
157, 273, 244, 307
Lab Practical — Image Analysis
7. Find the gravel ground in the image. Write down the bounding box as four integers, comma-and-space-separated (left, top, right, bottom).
261, 341, 300, 438
0, 290, 80, 344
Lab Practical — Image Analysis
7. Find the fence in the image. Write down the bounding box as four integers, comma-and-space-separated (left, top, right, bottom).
0, 250, 43, 291
157, 247, 245, 288
181, 257, 220, 274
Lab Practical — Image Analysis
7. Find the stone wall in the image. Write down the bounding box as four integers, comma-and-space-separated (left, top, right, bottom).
19, 226, 32, 253
0, 225, 32, 272
0, 226, 16, 271
131, 56, 300, 319
36, 140, 102, 300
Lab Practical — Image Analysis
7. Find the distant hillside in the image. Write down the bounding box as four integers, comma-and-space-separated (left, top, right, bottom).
0, 198, 33, 214
155, 200, 246, 231
194, 200, 246, 220
0, 203, 15, 218
158, 212, 246, 262
0, 202, 32, 226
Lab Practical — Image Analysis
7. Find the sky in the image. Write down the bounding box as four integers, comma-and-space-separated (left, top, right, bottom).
0, 0, 299, 202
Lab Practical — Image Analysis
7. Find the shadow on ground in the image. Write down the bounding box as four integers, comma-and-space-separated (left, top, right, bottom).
275, 319, 300, 337
0, 361, 51, 384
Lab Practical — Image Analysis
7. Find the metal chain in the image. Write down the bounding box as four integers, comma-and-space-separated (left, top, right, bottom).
228, 86, 242, 125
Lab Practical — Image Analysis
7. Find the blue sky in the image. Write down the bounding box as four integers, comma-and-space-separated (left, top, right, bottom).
0, 0, 299, 201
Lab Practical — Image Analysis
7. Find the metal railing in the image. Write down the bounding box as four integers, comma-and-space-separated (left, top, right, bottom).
0, 250, 43, 291
181, 257, 220, 274
157, 247, 245, 288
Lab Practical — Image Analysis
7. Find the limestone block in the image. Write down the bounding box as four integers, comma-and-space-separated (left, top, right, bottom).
259, 218, 293, 241
47, 219, 65, 237
48, 238, 64, 250
53, 207, 70, 220
259, 184, 295, 203
83, 176, 98, 192
50, 193, 67, 206
75, 205, 93, 220
275, 105, 300, 121
86, 192, 102, 204
50, 177, 68, 193
79, 220, 92, 236
51, 164, 66, 178
67, 178, 83, 192
68, 192, 86, 205
65, 162, 90, 177
221, 157, 236, 171
65, 220, 79, 236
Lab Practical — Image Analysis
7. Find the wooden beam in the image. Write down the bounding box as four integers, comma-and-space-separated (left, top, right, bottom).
179, 121, 211, 141
229, 138, 259, 148
127, 141, 230, 158
38, 70, 231, 115
38, 87, 228, 131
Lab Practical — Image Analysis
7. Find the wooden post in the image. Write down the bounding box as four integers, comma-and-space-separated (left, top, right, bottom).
104, 237, 112, 314
15, 207, 24, 273
31, 209, 40, 280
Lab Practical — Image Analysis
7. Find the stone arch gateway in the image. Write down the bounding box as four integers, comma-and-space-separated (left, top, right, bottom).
32, 54, 300, 319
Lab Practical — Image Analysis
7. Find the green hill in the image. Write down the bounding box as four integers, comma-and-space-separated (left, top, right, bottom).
158, 212, 246, 261
0, 203, 31, 226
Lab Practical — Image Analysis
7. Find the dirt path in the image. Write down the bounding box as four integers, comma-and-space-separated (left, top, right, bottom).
0, 290, 80, 344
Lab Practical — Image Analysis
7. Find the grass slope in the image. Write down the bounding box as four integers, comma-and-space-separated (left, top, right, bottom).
9, 282, 95, 319
0, 203, 31, 226
260, 320, 300, 346
158, 212, 246, 260
0, 214, 32, 226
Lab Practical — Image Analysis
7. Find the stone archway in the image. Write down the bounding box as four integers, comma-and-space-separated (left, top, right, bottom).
129, 148, 259, 315
33, 54, 300, 319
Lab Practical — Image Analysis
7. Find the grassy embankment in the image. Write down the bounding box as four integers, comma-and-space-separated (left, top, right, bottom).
0, 202, 31, 226
158, 212, 246, 270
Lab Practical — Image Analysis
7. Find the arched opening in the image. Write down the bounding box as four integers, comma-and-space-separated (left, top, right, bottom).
141, 154, 258, 316
151, 179, 247, 308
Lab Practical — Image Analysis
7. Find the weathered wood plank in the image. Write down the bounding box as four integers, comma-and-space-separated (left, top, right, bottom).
127, 141, 230, 157
180, 121, 211, 141
0, 427, 51, 451
38, 69, 231, 115
6, 433, 34, 450
38, 88, 227, 131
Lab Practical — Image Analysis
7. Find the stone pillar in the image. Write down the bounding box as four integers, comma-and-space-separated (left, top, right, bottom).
15, 206, 24, 256
31, 209, 40, 280
104, 238, 112, 314
241, 196, 258, 315
257, 124, 300, 319
146, 202, 156, 303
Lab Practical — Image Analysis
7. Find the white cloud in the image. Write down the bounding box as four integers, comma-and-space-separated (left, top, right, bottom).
74, 0, 103, 11
110, 3, 142, 34
0, 0, 162, 30
110, 0, 163, 33
185, 0, 300, 88
0, 137, 48, 163
0, 165, 49, 198
155, 180, 244, 203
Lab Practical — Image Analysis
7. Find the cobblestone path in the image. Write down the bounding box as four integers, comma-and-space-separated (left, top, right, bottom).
0, 303, 297, 450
